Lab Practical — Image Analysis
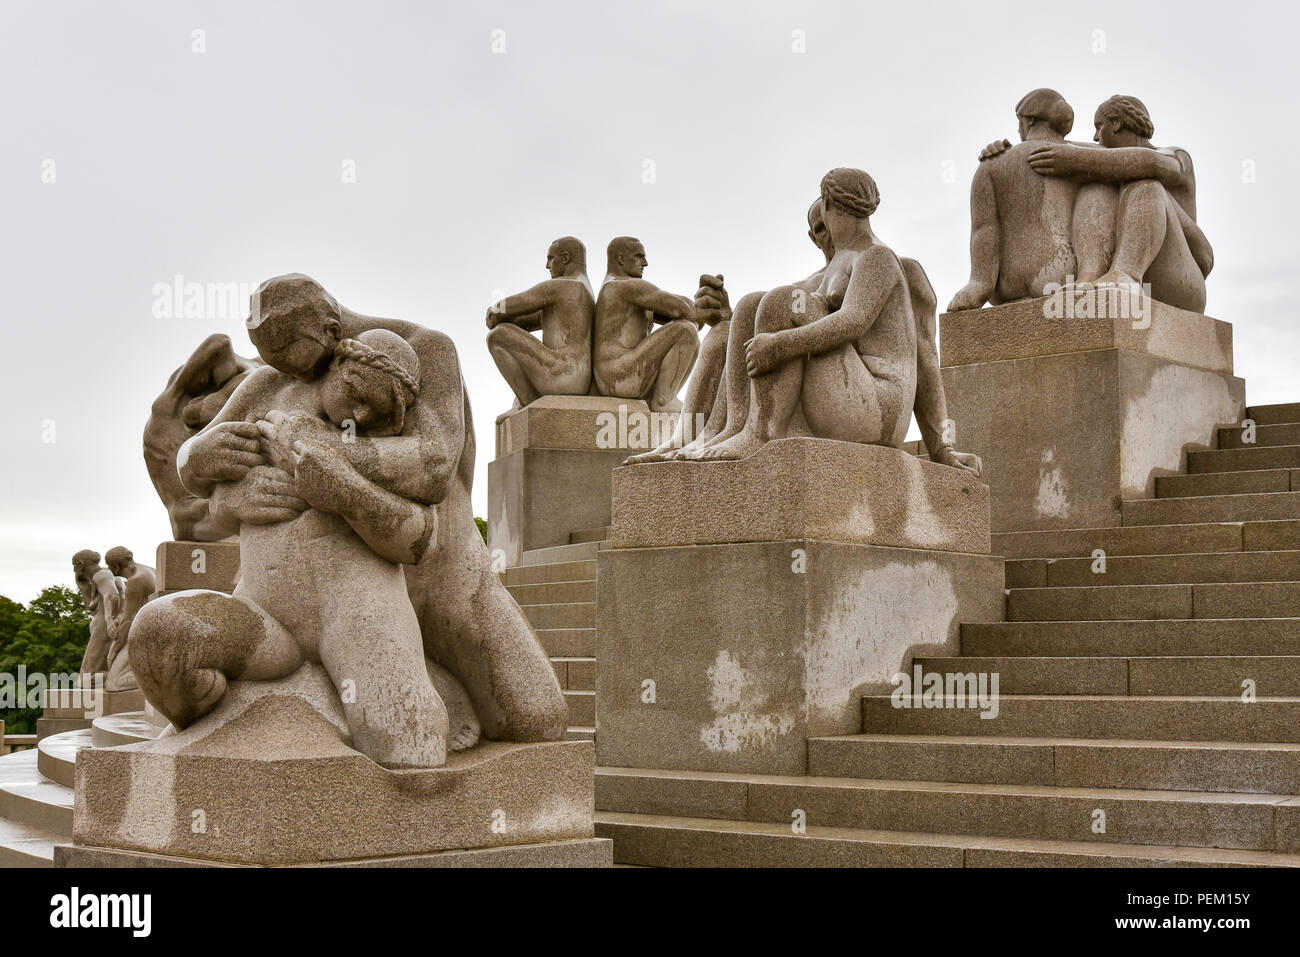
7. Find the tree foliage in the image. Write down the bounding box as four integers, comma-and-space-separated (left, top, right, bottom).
0, 585, 90, 735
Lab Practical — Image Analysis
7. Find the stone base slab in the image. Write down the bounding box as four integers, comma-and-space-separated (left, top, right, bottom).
943, 349, 1245, 534
595, 539, 1005, 775
55, 837, 613, 868
940, 290, 1233, 374
611, 438, 990, 554
73, 667, 595, 865
155, 540, 240, 593
495, 394, 663, 456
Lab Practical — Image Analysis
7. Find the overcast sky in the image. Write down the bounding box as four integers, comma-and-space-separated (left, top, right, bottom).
1, 0, 1293, 601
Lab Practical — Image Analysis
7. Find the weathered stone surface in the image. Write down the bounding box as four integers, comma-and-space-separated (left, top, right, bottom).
155, 540, 241, 593
495, 395, 656, 456
73, 665, 594, 865
943, 349, 1243, 533
596, 540, 1004, 775
611, 438, 990, 553
941, 291, 1233, 373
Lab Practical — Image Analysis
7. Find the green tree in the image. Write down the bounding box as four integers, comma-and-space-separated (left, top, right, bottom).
475, 516, 488, 542
0, 585, 90, 735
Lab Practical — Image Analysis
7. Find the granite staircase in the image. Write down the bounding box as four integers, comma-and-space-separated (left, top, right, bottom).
594, 403, 1300, 866
501, 525, 611, 742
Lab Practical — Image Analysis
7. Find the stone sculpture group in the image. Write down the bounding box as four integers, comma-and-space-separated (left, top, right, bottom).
71, 546, 154, 691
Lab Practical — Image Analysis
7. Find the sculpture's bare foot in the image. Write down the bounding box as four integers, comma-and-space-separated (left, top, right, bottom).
623, 445, 677, 465
947, 281, 993, 312
935, 447, 983, 479
1091, 269, 1142, 292
696, 427, 766, 462
649, 397, 684, 414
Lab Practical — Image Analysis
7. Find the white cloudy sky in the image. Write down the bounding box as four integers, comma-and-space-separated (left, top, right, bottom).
0, 0, 1294, 601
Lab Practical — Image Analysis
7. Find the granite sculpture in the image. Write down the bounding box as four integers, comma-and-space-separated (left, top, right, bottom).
102, 546, 154, 692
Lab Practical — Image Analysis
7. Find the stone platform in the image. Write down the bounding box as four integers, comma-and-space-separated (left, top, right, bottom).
154, 539, 240, 595
596, 438, 1004, 776
940, 291, 1245, 534
489, 395, 668, 567
72, 665, 601, 867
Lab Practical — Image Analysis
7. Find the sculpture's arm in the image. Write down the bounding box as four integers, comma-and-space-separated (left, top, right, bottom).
293, 441, 435, 564
92, 568, 120, 615
905, 263, 949, 457
486, 281, 556, 330
775, 246, 899, 359
174, 334, 242, 394
947, 166, 1000, 311
622, 280, 699, 325
177, 367, 278, 496
1029, 143, 1185, 188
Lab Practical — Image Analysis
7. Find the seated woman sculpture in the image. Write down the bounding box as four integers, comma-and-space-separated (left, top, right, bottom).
130, 329, 476, 768
702, 167, 920, 460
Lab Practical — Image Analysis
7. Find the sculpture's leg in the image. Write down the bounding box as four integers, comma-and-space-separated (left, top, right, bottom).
1072, 182, 1119, 283
801, 345, 893, 445
128, 589, 303, 729
681, 291, 764, 458
1110, 181, 1207, 313
596, 320, 700, 413
487, 323, 589, 406
319, 590, 449, 768
79, 615, 111, 677
698, 286, 808, 461
648, 320, 702, 413
624, 317, 729, 464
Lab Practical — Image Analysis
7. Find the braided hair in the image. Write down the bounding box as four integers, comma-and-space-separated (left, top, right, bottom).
820, 168, 880, 218
1098, 95, 1154, 139
332, 333, 421, 435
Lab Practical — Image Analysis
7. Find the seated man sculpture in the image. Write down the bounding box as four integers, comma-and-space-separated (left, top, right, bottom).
593, 237, 703, 413
73, 549, 120, 677
630, 195, 980, 475
486, 236, 595, 405
103, 546, 154, 692
144, 334, 259, 541
130, 275, 567, 765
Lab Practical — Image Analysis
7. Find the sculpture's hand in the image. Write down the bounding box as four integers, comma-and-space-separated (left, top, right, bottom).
291, 441, 354, 515
182, 421, 264, 484
744, 333, 785, 377
978, 139, 1012, 162
209, 465, 308, 526
258, 411, 342, 465
936, 447, 983, 478
1027, 143, 1086, 177
694, 274, 731, 326
485, 307, 502, 330
947, 280, 993, 312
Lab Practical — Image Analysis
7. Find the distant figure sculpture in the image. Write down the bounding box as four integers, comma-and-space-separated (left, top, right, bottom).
629, 196, 980, 475
102, 546, 154, 692
950, 90, 1213, 313
72, 550, 119, 677
593, 237, 702, 413
486, 236, 595, 405
132, 275, 566, 766
144, 334, 259, 540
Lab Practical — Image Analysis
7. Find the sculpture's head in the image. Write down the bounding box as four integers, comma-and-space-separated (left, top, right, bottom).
806, 197, 833, 262
1094, 95, 1154, 147
104, 546, 134, 576
1015, 89, 1074, 141
819, 168, 879, 246
322, 329, 421, 437
247, 274, 342, 382
71, 549, 101, 580
606, 237, 647, 279
547, 237, 586, 278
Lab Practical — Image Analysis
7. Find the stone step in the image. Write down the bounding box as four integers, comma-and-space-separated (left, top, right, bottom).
596, 767, 1300, 852
1248, 403, 1300, 426
534, 628, 595, 658
809, 734, 1300, 793
520, 601, 596, 630
963, 619, 1300, 657
35, 716, 91, 741
501, 560, 597, 586
569, 526, 612, 544
1188, 445, 1300, 474
91, 713, 161, 748
1008, 549, 1300, 588
1009, 581, 1300, 620
565, 727, 595, 742
551, 657, 596, 692
0, 815, 60, 867
506, 580, 597, 605
992, 522, 1246, 560
1220, 423, 1300, 449
1157, 469, 1296, 498
594, 811, 1300, 867
35, 728, 94, 788
0, 748, 73, 836
519, 541, 602, 566
1124, 492, 1300, 526
916, 655, 1300, 696
564, 690, 596, 727
861, 694, 1300, 743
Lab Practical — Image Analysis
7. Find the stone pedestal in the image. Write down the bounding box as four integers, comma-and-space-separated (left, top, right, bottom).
70, 665, 606, 866
595, 439, 1005, 775
154, 539, 241, 595
488, 396, 668, 566
940, 291, 1245, 534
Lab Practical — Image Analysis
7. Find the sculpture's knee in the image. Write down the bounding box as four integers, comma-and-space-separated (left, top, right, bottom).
486, 324, 515, 352
755, 284, 802, 333
506, 683, 568, 742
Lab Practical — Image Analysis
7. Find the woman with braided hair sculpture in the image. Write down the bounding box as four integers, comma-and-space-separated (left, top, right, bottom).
131, 327, 482, 767
702, 167, 922, 461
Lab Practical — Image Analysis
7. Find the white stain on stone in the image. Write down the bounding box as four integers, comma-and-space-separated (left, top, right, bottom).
699, 650, 796, 753
1120, 364, 1239, 499
118, 752, 178, 850
1034, 449, 1072, 519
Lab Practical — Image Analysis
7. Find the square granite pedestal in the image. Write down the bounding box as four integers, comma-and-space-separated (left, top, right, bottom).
940, 290, 1245, 534
595, 439, 1005, 776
